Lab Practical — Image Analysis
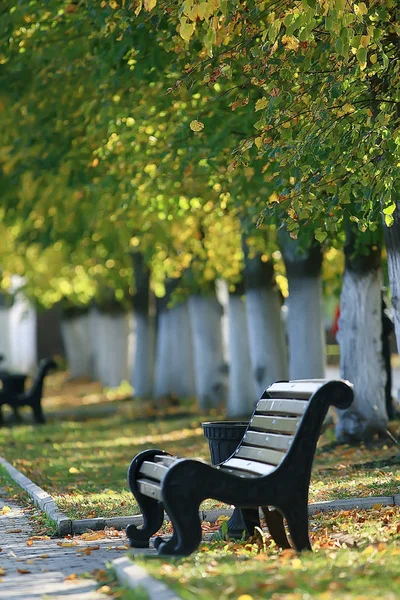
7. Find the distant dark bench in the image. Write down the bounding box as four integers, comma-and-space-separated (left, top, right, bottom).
0, 358, 57, 424
126, 379, 353, 557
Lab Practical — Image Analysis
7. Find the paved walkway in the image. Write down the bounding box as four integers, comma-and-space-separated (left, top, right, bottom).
0, 489, 153, 599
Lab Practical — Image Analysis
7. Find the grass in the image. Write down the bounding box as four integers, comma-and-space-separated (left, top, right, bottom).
0, 373, 398, 521
136, 506, 400, 599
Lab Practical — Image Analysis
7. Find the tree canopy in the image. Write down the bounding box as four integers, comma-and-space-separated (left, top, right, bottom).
1, 0, 397, 304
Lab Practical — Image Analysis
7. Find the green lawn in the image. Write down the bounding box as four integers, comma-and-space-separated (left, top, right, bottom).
136, 506, 400, 600
0, 398, 398, 520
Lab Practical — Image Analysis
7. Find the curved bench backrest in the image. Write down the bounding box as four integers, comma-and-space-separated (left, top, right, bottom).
220, 379, 341, 477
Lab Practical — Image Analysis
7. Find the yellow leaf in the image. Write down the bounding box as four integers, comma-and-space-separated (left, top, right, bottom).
292, 557, 302, 569
134, 0, 143, 16
360, 35, 370, 47
0, 569, 5, 576
198, 2, 212, 19
69, 467, 79, 474
179, 18, 195, 42
255, 97, 267, 111
143, 0, 156, 11
57, 541, 78, 547
370, 53, 377, 64
342, 103, 355, 114
269, 192, 279, 203
1, 506, 11, 514
354, 2, 368, 16
238, 595, 254, 600
190, 120, 204, 132
80, 532, 106, 541
255, 136, 263, 149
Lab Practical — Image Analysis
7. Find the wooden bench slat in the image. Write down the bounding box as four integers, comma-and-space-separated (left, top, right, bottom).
139, 461, 168, 482
243, 430, 293, 452
256, 398, 307, 416
222, 457, 276, 476
138, 478, 162, 501
154, 455, 178, 466
221, 467, 257, 479
267, 381, 324, 399
235, 445, 285, 466
251, 415, 299, 434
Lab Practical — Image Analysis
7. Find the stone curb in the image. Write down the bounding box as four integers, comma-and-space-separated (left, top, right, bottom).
112, 557, 182, 600
0, 454, 398, 537
0, 456, 72, 536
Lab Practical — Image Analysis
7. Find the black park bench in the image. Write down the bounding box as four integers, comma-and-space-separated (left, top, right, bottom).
0, 358, 57, 425
126, 379, 353, 557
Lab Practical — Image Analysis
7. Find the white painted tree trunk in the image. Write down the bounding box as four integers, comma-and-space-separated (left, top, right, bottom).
0, 307, 11, 369
188, 294, 228, 409
90, 309, 131, 388
227, 294, 256, 417
154, 302, 195, 399
336, 268, 387, 441
286, 275, 325, 379
132, 312, 155, 398
246, 287, 289, 394
386, 245, 400, 357
8, 294, 37, 374
61, 314, 93, 379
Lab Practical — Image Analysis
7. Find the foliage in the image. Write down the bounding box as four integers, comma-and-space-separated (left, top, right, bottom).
128, 0, 400, 241
0, 0, 364, 308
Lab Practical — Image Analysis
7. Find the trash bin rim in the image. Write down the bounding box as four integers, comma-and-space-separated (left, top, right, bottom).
201, 420, 249, 428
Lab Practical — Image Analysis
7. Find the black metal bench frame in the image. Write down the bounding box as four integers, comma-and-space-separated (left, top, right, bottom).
126, 379, 353, 557
0, 358, 57, 425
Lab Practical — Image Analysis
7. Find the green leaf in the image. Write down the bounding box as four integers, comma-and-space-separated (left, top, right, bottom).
314, 229, 327, 243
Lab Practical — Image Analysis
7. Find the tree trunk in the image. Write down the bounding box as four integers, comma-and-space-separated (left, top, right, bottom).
0, 302, 10, 369
8, 288, 37, 374
384, 207, 400, 360
61, 310, 93, 379
243, 251, 288, 392
131, 253, 155, 398
90, 306, 131, 388
188, 290, 228, 409
281, 238, 325, 379
154, 301, 195, 399
227, 281, 256, 417
336, 235, 387, 442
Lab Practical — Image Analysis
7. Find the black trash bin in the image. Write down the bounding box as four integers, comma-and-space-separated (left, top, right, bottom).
202, 420, 260, 539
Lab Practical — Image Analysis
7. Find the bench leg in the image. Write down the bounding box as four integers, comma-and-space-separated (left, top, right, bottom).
126, 496, 165, 549
158, 501, 202, 557
282, 504, 311, 552
262, 506, 290, 549
32, 402, 46, 424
